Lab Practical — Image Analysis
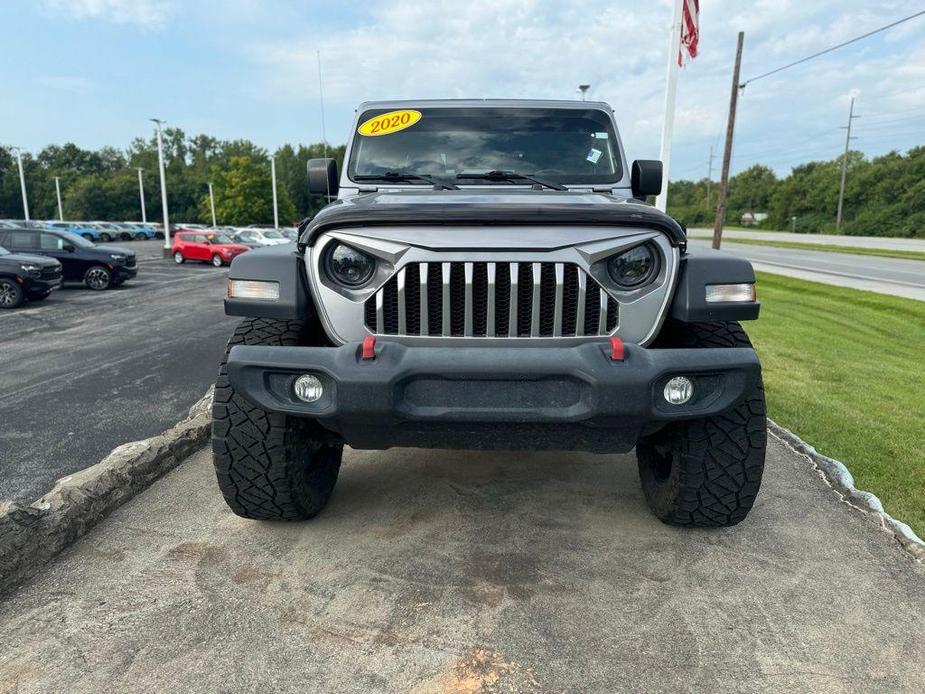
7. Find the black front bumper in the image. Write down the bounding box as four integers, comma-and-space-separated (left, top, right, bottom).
114, 265, 138, 281
227, 340, 761, 452
24, 276, 62, 296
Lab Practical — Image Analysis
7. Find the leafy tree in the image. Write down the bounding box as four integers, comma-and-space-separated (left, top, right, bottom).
202, 156, 296, 226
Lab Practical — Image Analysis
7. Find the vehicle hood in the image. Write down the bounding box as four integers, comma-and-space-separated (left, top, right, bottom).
87, 245, 134, 259
298, 189, 686, 249
0, 253, 61, 268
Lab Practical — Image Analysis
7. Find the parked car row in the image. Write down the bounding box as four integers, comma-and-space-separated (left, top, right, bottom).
0, 219, 162, 241
168, 225, 296, 264
0, 226, 137, 309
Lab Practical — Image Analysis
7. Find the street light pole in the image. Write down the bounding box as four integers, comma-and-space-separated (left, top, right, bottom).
54, 176, 64, 221
13, 147, 30, 221
270, 155, 279, 229
578, 84, 590, 101
208, 182, 217, 227
137, 167, 147, 223
150, 119, 171, 254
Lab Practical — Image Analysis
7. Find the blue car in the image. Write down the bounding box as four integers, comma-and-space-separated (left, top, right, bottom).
113, 222, 155, 240
43, 221, 106, 242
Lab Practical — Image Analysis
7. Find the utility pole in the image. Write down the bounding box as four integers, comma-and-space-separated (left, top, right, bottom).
712, 31, 745, 250
150, 119, 171, 254
578, 84, 590, 101
54, 176, 64, 221
836, 97, 858, 232
655, 0, 684, 213
270, 156, 279, 229
137, 168, 147, 223
705, 145, 714, 210
12, 147, 29, 221
208, 182, 217, 227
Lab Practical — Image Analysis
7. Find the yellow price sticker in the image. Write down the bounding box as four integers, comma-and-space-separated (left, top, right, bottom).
357, 109, 422, 137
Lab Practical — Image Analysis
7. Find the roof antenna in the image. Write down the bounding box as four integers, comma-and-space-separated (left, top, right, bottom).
317, 49, 331, 200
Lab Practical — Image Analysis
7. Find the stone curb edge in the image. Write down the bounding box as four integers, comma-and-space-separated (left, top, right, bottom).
0, 388, 214, 596
769, 420, 925, 562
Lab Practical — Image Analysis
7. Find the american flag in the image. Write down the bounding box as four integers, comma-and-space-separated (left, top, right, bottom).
678, 0, 700, 66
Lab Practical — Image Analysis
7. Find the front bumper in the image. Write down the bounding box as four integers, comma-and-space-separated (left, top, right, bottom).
24, 276, 62, 296
226, 340, 761, 452
114, 265, 138, 281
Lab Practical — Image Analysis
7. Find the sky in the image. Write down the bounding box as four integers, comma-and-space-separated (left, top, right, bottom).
2, 0, 924, 181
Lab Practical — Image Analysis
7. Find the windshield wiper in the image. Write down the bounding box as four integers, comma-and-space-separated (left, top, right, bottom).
354, 171, 459, 190
455, 170, 567, 191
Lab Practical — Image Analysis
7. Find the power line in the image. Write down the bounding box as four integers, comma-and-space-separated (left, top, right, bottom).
740, 9, 925, 88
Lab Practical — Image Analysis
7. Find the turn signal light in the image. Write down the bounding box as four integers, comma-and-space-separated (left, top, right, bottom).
705, 283, 756, 303
227, 279, 280, 301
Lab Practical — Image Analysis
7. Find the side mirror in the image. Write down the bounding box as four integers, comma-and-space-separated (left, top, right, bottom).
631, 160, 663, 200
307, 158, 339, 198
63, 244, 76, 252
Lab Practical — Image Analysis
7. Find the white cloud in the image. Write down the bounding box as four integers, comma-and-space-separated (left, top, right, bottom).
37, 76, 98, 93
39, 0, 175, 27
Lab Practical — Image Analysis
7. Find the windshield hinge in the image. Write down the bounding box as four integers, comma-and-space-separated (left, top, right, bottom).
592, 187, 614, 194
358, 186, 379, 193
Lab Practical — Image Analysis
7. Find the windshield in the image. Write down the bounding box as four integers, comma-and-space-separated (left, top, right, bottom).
0, 245, 8, 255
348, 107, 622, 185
208, 234, 234, 244
262, 230, 284, 239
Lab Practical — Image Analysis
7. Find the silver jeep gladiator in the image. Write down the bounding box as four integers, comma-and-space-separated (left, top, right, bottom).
215, 99, 765, 527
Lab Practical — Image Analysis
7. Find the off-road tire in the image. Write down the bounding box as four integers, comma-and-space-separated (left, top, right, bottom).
212, 318, 342, 520
637, 320, 766, 527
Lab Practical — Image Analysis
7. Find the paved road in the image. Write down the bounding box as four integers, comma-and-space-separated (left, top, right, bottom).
1, 440, 923, 693
689, 239, 925, 301
688, 228, 925, 253
0, 246, 237, 502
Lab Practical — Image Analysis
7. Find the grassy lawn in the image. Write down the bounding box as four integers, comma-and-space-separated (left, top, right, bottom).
747, 273, 925, 537
722, 237, 925, 263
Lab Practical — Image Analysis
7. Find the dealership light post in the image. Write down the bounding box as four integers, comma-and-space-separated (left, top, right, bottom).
270, 155, 279, 229
54, 176, 64, 221
137, 167, 147, 223
208, 182, 217, 227
577, 84, 590, 101
12, 147, 30, 221
150, 119, 171, 253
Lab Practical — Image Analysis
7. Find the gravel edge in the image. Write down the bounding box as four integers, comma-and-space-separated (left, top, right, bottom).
769, 420, 925, 562
0, 388, 214, 595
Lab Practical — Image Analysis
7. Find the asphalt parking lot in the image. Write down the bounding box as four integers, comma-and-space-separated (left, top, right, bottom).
1, 437, 923, 693
0, 241, 237, 502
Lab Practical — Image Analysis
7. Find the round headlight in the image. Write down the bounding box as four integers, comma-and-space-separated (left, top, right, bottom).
325, 243, 376, 287
607, 244, 658, 288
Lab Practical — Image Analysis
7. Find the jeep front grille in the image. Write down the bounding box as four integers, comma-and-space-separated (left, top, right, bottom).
364, 262, 618, 338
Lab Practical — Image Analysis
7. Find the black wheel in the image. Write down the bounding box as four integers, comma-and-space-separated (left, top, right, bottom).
135, 232, 147, 241
211, 254, 224, 267
637, 321, 767, 527
99, 233, 112, 242
120, 233, 132, 241
0, 279, 24, 309
82, 233, 94, 241
155, 232, 164, 240
212, 318, 342, 520
84, 265, 113, 290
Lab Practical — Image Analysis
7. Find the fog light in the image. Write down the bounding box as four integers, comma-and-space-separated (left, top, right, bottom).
664, 376, 694, 405
293, 374, 324, 403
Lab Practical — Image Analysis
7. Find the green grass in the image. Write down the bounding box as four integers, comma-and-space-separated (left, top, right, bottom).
720, 237, 925, 262
747, 273, 925, 537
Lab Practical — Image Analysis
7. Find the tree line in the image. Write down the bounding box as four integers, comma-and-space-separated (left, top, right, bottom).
667, 146, 925, 237
2, 133, 921, 237
0, 130, 345, 226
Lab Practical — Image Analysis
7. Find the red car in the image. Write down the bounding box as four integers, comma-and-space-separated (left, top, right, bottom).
171, 231, 249, 267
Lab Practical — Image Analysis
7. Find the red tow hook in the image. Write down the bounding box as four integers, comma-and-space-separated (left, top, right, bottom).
609, 336, 625, 362
361, 335, 377, 360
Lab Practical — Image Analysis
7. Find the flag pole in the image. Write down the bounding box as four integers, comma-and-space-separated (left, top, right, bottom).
654, 0, 684, 212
